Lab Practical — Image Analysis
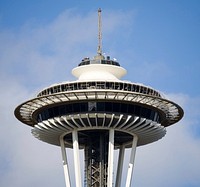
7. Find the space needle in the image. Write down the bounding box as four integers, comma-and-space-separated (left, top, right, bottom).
15, 9, 183, 187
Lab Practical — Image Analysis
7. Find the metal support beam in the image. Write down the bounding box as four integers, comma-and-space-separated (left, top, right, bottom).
125, 135, 138, 187
72, 130, 82, 187
107, 129, 115, 187
60, 136, 71, 187
115, 144, 125, 187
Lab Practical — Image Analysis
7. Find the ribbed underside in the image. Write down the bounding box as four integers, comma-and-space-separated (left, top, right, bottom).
32, 112, 166, 147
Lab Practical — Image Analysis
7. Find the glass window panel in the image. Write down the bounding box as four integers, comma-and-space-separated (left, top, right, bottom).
105, 102, 112, 112
121, 103, 127, 113
88, 102, 97, 111
113, 103, 120, 112
97, 102, 105, 111
73, 103, 80, 112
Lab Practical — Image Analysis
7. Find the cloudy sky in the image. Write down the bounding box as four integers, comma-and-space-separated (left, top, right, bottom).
0, 0, 200, 186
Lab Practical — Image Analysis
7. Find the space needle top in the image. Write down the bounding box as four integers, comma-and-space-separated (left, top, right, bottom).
72, 8, 126, 81
14, 8, 184, 147
14, 9, 184, 187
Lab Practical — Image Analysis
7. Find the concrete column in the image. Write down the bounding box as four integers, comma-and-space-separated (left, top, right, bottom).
107, 129, 115, 187
72, 130, 82, 187
115, 144, 125, 187
125, 135, 138, 187
60, 136, 71, 187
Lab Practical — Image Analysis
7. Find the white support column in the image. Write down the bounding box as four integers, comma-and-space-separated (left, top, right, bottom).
60, 136, 71, 187
125, 135, 138, 187
115, 144, 125, 187
72, 130, 82, 187
107, 129, 115, 187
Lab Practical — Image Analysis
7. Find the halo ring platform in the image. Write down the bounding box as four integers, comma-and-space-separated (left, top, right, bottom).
15, 86, 183, 147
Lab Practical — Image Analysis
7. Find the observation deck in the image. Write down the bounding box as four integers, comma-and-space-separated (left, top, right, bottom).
15, 54, 183, 147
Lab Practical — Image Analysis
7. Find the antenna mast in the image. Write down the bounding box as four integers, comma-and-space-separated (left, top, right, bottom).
97, 8, 102, 56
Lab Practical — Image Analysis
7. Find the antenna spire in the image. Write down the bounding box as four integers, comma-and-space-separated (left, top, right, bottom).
97, 8, 102, 56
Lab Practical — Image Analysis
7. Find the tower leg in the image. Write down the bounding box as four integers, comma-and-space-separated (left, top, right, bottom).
107, 129, 115, 187
125, 135, 138, 187
115, 144, 125, 187
72, 130, 82, 187
60, 136, 71, 187
84, 131, 108, 187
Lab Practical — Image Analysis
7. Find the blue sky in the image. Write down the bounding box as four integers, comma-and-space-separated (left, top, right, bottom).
0, 1, 200, 187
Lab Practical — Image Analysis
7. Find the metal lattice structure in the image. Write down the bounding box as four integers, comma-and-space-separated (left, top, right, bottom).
14, 9, 183, 187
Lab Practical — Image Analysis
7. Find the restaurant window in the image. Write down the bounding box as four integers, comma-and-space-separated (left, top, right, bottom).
88, 102, 97, 111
